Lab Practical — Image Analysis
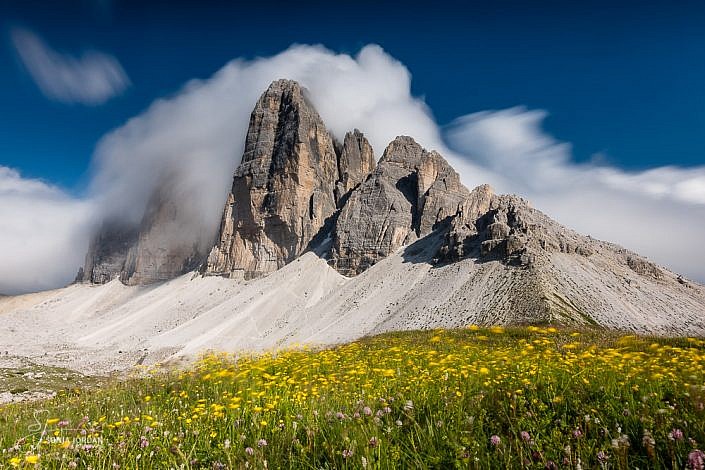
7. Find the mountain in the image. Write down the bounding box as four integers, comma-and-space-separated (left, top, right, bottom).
2, 230, 704, 375
40, 77, 704, 370
205, 79, 342, 278
78, 172, 211, 285
329, 136, 486, 275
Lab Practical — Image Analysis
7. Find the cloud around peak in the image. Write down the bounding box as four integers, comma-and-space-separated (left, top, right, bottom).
10, 27, 130, 105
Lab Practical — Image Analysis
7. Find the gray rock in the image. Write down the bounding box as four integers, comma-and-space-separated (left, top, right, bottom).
123, 183, 207, 285
330, 137, 424, 276
80, 221, 139, 284
416, 150, 472, 234
206, 79, 340, 278
434, 183, 495, 261
330, 136, 476, 276
627, 256, 663, 279
446, 194, 596, 266
335, 129, 376, 206
437, 192, 663, 286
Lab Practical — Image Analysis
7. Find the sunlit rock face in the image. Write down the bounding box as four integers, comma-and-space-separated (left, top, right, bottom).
206, 79, 341, 278
329, 136, 477, 276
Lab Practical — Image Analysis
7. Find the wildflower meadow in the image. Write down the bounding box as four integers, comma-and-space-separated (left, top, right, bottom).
2, 326, 705, 469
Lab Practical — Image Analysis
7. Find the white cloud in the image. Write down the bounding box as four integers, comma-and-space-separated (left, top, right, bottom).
446, 108, 705, 206
10, 28, 129, 105
0, 168, 93, 294
3, 43, 705, 294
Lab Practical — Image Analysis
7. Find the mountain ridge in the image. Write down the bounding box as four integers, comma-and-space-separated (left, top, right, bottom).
69, 78, 705, 333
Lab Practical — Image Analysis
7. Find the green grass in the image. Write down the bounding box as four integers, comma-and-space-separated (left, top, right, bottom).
1, 326, 704, 469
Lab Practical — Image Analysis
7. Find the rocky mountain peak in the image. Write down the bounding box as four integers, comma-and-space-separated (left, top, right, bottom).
378, 135, 425, 168
329, 135, 474, 276
205, 79, 340, 279
79, 171, 211, 286
335, 129, 376, 206
80, 78, 688, 304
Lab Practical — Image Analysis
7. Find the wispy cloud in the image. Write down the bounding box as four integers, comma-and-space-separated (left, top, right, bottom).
445, 108, 705, 206
10, 28, 129, 105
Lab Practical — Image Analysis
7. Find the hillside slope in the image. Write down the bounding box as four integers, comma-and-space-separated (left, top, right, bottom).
2, 230, 704, 374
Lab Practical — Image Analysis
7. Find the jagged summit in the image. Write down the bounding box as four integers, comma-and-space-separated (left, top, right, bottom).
73, 78, 705, 333
204, 79, 380, 279
204, 78, 340, 278
335, 129, 376, 207
329, 135, 474, 275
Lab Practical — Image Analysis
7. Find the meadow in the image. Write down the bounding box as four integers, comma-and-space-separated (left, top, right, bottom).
1, 326, 705, 469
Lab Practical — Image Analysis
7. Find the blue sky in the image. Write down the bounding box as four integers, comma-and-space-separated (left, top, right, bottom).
1, 0, 704, 193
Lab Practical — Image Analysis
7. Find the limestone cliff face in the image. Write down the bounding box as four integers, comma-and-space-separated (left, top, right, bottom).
206, 79, 342, 278
80, 222, 139, 284
335, 129, 376, 206
329, 137, 422, 276
416, 149, 475, 235
329, 136, 473, 276
122, 184, 207, 285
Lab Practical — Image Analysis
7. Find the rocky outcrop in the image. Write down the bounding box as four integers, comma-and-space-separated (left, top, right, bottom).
437, 194, 596, 267
475, 195, 594, 265
416, 150, 475, 235
329, 137, 422, 276
434, 184, 495, 261
435, 192, 669, 288
206, 79, 340, 278
122, 184, 207, 285
626, 256, 663, 279
335, 129, 376, 206
329, 136, 473, 276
